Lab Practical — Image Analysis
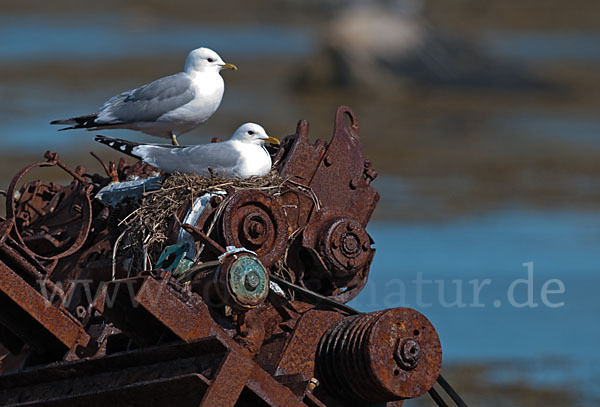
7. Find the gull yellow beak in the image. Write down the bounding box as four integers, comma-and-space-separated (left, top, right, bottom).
265, 136, 280, 145
220, 63, 238, 71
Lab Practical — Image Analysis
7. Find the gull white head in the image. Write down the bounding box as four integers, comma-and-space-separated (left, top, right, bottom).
230, 123, 280, 146
184, 47, 238, 74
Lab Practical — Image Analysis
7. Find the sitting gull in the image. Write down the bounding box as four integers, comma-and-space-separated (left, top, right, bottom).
51, 47, 237, 146
95, 123, 280, 178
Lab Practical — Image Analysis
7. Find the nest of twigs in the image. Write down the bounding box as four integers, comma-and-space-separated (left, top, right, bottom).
116, 170, 286, 275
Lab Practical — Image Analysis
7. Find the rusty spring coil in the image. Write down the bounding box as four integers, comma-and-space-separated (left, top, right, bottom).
316, 312, 388, 402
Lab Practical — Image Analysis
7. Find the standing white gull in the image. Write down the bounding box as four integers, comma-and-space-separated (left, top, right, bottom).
51, 47, 237, 146
95, 123, 280, 178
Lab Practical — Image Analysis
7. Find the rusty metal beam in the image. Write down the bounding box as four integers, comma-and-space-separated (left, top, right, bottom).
102, 276, 217, 347
0, 338, 225, 406
246, 366, 309, 407
0, 334, 310, 407
200, 351, 253, 407
0, 260, 89, 357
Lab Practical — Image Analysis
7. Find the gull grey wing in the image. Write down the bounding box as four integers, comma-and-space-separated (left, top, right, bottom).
97, 73, 195, 124
133, 142, 242, 176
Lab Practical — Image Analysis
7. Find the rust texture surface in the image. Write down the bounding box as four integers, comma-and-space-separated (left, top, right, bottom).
0, 106, 444, 407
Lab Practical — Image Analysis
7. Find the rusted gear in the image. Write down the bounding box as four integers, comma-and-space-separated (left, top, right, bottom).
220, 190, 288, 268
301, 208, 374, 303
303, 209, 374, 277
320, 217, 371, 277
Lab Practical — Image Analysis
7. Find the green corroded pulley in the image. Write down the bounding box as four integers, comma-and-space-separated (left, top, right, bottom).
216, 252, 269, 310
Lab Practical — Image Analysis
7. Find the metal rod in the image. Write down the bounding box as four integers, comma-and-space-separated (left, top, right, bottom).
428, 387, 451, 407
437, 374, 468, 407
269, 275, 358, 315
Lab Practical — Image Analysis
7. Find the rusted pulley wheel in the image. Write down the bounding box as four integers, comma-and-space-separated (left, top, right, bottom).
219, 190, 288, 268
319, 217, 372, 277
302, 208, 374, 303
316, 308, 442, 403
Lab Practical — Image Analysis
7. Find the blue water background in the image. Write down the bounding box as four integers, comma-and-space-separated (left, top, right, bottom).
350, 209, 600, 399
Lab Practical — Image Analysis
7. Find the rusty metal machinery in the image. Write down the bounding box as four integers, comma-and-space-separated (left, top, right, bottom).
0, 106, 466, 407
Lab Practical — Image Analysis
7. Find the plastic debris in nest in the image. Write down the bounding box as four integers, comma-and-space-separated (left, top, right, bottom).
95, 176, 164, 207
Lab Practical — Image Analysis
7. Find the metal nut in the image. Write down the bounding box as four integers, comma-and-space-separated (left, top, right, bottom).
394, 339, 422, 370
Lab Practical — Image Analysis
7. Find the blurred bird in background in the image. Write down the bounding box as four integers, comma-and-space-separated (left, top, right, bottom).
296, 0, 551, 89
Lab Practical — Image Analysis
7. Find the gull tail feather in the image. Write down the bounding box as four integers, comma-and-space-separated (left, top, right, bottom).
51, 114, 99, 131
95, 135, 142, 160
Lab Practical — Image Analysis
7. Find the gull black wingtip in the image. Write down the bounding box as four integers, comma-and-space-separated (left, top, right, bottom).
94, 135, 125, 146
50, 119, 75, 131
94, 135, 117, 146
50, 114, 99, 130
50, 118, 76, 125
94, 135, 142, 159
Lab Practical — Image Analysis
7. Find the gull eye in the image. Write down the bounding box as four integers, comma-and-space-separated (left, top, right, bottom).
248, 130, 255, 135
207, 58, 214, 63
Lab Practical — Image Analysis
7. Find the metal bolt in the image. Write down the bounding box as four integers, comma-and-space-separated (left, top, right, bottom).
341, 233, 359, 255
244, 270, 261, 291
211, 195, 224, 207
346, 223, 354, 232
76, 305, 87, 320
362, 241, 370, 251
248, 220, 264, 238
308, 377, 319, 392
394, 339, 421, 370
331, 239, 338, 249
